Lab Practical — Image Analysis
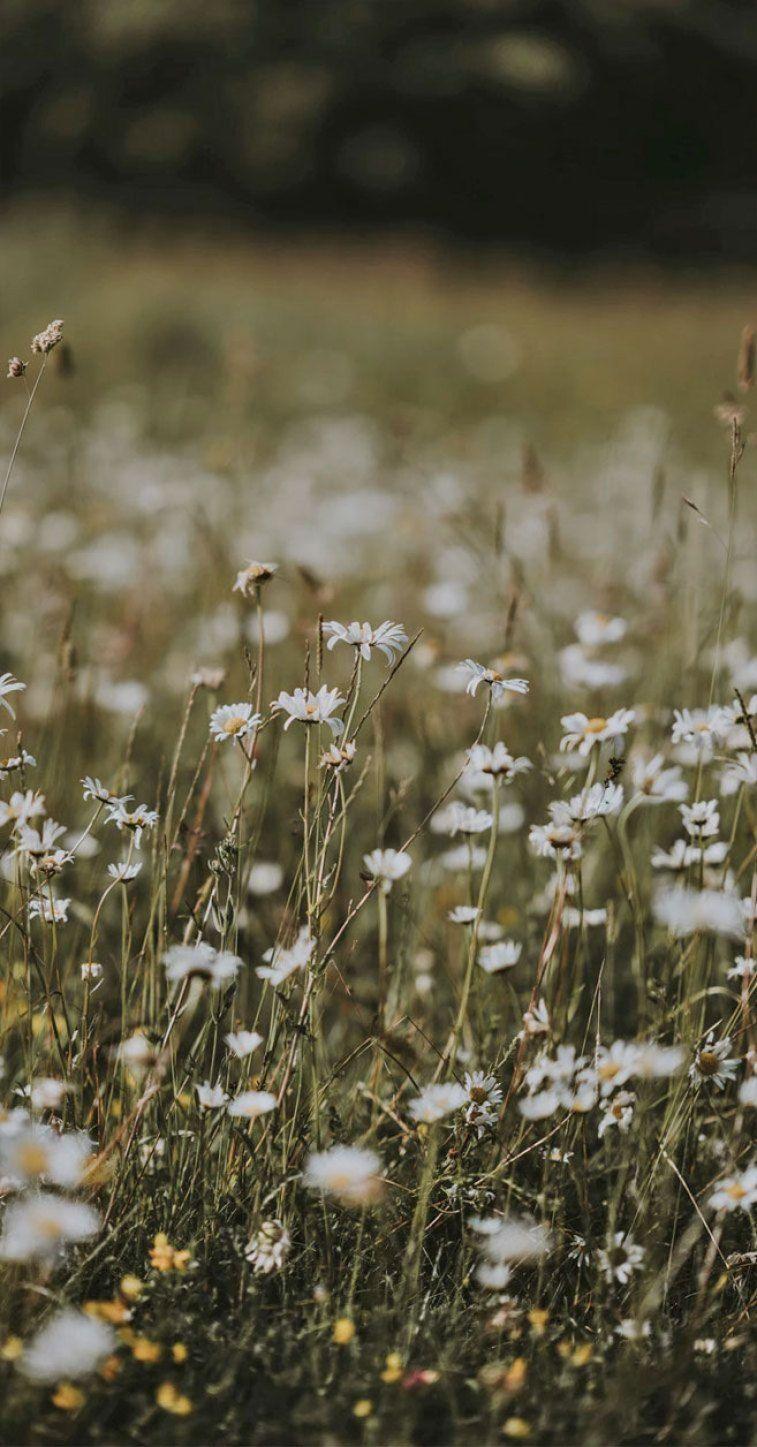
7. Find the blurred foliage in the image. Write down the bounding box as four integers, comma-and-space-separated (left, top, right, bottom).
3, 0, 757, 255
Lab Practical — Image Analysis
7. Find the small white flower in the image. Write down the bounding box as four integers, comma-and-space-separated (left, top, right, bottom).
0, 1193, 100, 1262
630, 752, 688, 804
233, 560, 278, 595
272, 685, 346, 735
247, 861, 284, 896
720, 751, 757, 794
521, 999, 550, 1036
245, 1219, 290, 1274
19, 1309, 116, 1384
631, 1042, 684, 1079
408, 1082, 467, 1124
689, 1032, 740, 1090
615, 1318, 651, 1342
448, 905, 481, 925
529, 820, 582, 861
441, 843, 488, 871
444, 803, 493, 837
463, 1071, 503, 1134
739, 1077, 757, 1107
104, 801, 158, 850
598, 1090, 636, 1137
727, 955, 755, 982
302, 1145, 384, 1206
460, 660, 529, 702
256, 926, 314, 987
654, 886, 743, 939
0, 747, 36, 779
464, 743, 531, 786
196, 1080, 228, 1110
0, 672, 25, 718
363, 847, 412, 893
164, 941, 241, 988
471, 1213, 552, 1263
478, 940, 522, 974
708, 1166, 757, 1214
81, 776, 129, 807
0, 789, 46, 829
81, 961, 103, 981
519, 1088, 560, 1120
323, 619, 408, 663
671, 707, 728, 751
225, 1029, 264, 1058
28, 895, 70, 924
227, 1090, 277, 1120
560, 709, 635, 756
209, 702, 262, 743
559, 645, 628, 691
320, 739, 356, 772
0, 1121, 92, 1189
680, 799, 720, 839
107, 861, 142, 883
598, 1232, 645, 1285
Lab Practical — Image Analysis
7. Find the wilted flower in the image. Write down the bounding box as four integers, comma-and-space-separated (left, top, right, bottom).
460, 660, 529, 702
233, 561, 278, 595
320, 739, 356, 772
31, 319, 64, 355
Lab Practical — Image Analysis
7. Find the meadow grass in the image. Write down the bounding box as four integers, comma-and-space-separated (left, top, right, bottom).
0, 224, 754, 1444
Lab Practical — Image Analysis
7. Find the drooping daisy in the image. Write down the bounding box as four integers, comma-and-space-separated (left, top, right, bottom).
81, 777, 129, 807
209, 702, 261, 743
272, 686, 346, 735
630, 753, 688, 805
478, 940, 522, 974
448, 905, 481, 925
104, 801, 158, 850
107, 861, 142, 883
464, 742, 531, 787
407, 1082, 467, 1124
444, 803, 493, 837
19, 1309, 116, 1383
460, 660, 529, 703
320, 739, 356, 772
559, 709, 635, 756
196, 1081, 228, 1110
256, 926, 314, 987
323, 620, 408, 663
598, 1090, 636, 1137
28, 895, 71, 924
302, 1145, 384, 1206
363, 847, 412, 893
164, 941, 241, 988
529, 820, 582, 861
233, 560, 278, 596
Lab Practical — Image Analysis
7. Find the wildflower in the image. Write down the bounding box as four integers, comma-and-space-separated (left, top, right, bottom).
528, 820, 582, 861
224, 1029, 263, 1058
444, 803, 493, 836
727, 955, 754, 981
598, 1233, 645, 1285
0, 789, 46, 828
332, 1317, 356, 1345
559, 645, 627, 690
31, 319, 64, 355
272, 685, 346, 735
631, 1042, 684, 1079
132, 1336, 163, 1363
463, 1071, 503, 1133
559, 709, 635, 756
0, 672, 25, 718
680, 799, 720, 839
28, 895, 71, 924
164, 941, 241, 988
209, 702, 261, 743
29, 1077, 70, 1110
323, 619, 408, 662
247, 861, 283, 895
227, 1090, 277, 1120
116, 1032, 158, 1075
522, 999, 550, 1036
594, 1041, 640, 1095
629, 752, 688, 804
244, 1219, 290, 1274
0, 1194, 100, 1263
256, 925, 314, 986
107, 861, 142, 883
720, 751, 757, 794
353, 1400, 373, 1420
149, 1233, 192, 1273
478, 940, 522, 974
0, 746, 36, 778
598, 1091, 636, 1137
408, 1082, 467, 1124
156, 1382, 193, 1416
303, 1145, 384, 1206
320, 739, 356, 772
689, 1033, 740, 1090
654, 886, 743, 939
739, 1077, 757, 1108
471, 1214, 552, 1264
671, 707, 728, 751
708, 1166, 757, 1214
380, 1352, 404, 1383
191, 666, 226, 690
518, 1089, 560, 1120
615, 1319, 651, 1342
574, 611, 627, 648
363, 847, 412, 892
19, 1310, 115, 1384
196, 1081, 228, 1110
562, 781, 624, 822
465, 742, 531, 785
52, 1383, 85, 1411
0, 1121, 92, 1188
233, 560, 278, 596
104, 801, 158, 850
448, 905, 480, 925
81, 777, 129, 807
7, 356, 26, 379
460, 660, 529, 702
441, 843, 488, 871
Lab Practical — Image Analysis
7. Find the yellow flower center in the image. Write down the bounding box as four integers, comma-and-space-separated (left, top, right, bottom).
585, 717, 608, 734
697, 1050, 719, 1075
18, 1142, 49, 1175
223, 715, 246, 735
726, 1182, 746, 1201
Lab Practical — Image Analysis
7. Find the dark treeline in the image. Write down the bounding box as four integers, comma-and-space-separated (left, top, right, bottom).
4, 0, 757, 258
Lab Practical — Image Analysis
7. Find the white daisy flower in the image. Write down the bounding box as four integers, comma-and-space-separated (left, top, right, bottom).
107, 861, 142, 883
209, 702, 262, 743
225, 1029, 264, 1058
0, 789, 46, 829
478, 940, 522, 974
256, 926, 314, 987
104, 801, 158, 850
574, 612, 627, 648
323, 619, 408, 662
81, 776, 129, 807
464, 742, 531, 786
196, 1080, 228, 1110
302, 1145, 384, 1206
227, 1090, 277, 1120
19, 1309, 116, 1383
671, 707, 728, 751
28, 895, 70, 924
0, 672, 25, 718
654, 886, 743, 939
460, 660, 529, 702
247, 861, 284, 896
444, 803, 493, 837
680, 799, 720, 839
448, 905, 481, 925
164, 941, 241, 988
689, 1032, 739, 1090
408, 1082, 467, 1124
708, 1166, 757, 1214
463, 1071, 503, 1134
244, 1219, 290, 1274
630, 752, 688, 804
320, 739, 356, 772
727, 955, 754, 982
471, 1213, 552, 1263
363, 847, 412, 893
559, 709, 635, 756
598, 1232, 645, 1285
272, 685, 346, 735
598, 1090, 636, 1137
0, 1121, 92, 1189
0, 1193, 100, 1262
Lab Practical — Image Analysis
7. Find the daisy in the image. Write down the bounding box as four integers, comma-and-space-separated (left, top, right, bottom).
574, 612, 627, 648
598, 1232, 645, 1285
323, 619, 408, 663
654, 886, 743, 939
0, 1121, 92, 1189
463, 1071, 503, 1134
233, 560, 278, 596
689, 1032, 740, 1090
0, 672, 25, 718
19, 1309, 116, 1384
448, 905, 481, 925
651, 839, 694, 873
727, 955, 755, 981
245, 1219, 290, 1274
28, 895, 70, 924
107, 861, 142, 883
720, 751, 757, 794
225, 1029, 263, 1058
247, 861, 284, 895
272, 686, 345, 735
441, 843, 488, 871
408, 1082, 467, 1124
105, 801, 158, 850
302, 1145, 384, 1206
562, 781, 624, 823
471, 1214, 552, 1263
630, 752, 688, 804
559, 709, 635, 756
460, 660, 529, 702
445, 803, 493, 837
81, 776, 129, 807
256, 926, 314, 986
739, 1077, 757, 1107
594, 1042, 640, 1095
0, 747, 36, 778
560, 644, 628, 690
680, 799, 719, 839
196, 1081, 228, 1110
0, 1194, 100, 1262
320, 740, 356, 772
363, 848, 412, 893
164, 941, 241, 988
478, 940, 522, 974
465, 743, 531, 785
598, 1090, 636, 1137
28, 1077, 70, 1110
0, 789, 46, 829
519, 1089, 561, 1120
227, 1090, 277, 1120
529, 820, 582, 861
209, 702, 261, 743
521, 999, 550, 1036
708, 1165, 757, 1214
671, 707, 727, 751
631, 1043, 684, 1079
